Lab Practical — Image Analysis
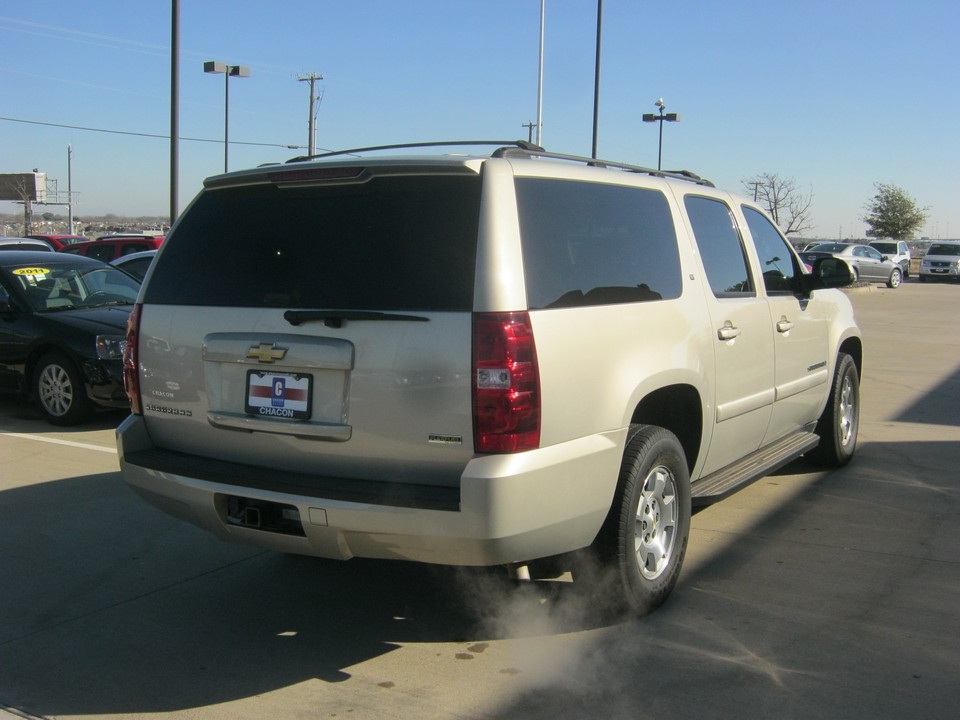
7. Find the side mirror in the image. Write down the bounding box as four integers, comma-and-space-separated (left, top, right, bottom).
800, 257, 855, 294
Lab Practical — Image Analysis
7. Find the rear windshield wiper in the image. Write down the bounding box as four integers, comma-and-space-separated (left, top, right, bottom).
283, 309, 430, 328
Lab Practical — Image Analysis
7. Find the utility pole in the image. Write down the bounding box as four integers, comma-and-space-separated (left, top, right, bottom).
67, 145, 74, 234
592, 0, 603, 159
522, 122, 537, 143
536, 0, 544, 146
298, 72, 324, 157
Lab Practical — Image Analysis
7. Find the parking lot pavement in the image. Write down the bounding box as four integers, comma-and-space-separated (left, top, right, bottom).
0, 281, 957, 720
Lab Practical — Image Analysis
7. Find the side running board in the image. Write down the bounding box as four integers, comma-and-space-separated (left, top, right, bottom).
691, 430, 820, 508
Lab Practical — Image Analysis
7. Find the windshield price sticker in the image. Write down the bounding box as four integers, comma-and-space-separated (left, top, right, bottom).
13, 267, 51, 280
245, 371, 312, 420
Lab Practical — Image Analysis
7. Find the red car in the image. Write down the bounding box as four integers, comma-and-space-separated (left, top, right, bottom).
59, 235, 164, 262
27, 234, 88, 251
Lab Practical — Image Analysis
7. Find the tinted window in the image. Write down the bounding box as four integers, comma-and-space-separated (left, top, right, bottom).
742, 206, 799, 294
515, 178, 680, 308
120, 243, 150, 256
145, 174, 481, 311
116, 257, 152, 281
684, 196, 754, 297
86, 245, 115, 262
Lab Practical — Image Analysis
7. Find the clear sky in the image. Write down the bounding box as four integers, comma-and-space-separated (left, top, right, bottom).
2, 0, 958, 239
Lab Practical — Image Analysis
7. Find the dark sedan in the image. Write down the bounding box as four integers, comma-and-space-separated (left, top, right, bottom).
0, 251, 140, 424
800, 243, 903, 288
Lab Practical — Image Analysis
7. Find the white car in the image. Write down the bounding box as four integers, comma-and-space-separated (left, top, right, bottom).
117, 141, 861, 616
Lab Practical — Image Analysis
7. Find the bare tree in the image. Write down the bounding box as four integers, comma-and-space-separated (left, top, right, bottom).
742, 173, 814, 236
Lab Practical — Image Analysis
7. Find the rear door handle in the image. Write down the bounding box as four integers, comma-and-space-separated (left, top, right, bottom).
777, 317, 794, 333
718, 321, 741, 341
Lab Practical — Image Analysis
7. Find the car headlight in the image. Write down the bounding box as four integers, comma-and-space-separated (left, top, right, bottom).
96, 335, 127, 360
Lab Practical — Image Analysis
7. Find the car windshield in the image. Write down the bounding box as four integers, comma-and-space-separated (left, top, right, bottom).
4, 262, 141, 312
809, 243, 846, 252
927, 244, 960, 256
870, 243, 896, 253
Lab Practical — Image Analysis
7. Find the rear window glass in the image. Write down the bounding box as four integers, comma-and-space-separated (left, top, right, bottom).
144, 174, 481, 311
515, 178, 681, 309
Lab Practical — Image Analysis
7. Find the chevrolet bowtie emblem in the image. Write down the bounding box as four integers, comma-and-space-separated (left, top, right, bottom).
246, 343, 288, 363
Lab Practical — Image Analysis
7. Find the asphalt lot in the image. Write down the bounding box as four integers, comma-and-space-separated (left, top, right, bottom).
1, 280, 958, 720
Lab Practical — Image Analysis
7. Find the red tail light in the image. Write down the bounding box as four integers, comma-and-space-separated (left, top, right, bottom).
123, 303, 143, 415
472, 312, 541, 453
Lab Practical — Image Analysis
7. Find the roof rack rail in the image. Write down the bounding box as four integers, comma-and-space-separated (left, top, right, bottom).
493, 146, 713, 186
284, 139, 713, 187
286, 140, 544, 164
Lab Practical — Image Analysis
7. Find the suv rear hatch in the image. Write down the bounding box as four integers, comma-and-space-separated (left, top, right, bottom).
136, 163, 483, 492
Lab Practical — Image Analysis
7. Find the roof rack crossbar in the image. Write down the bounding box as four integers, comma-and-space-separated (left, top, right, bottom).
287, 140, 544, 164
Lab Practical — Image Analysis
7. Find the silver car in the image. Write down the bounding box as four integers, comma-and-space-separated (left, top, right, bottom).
919, 241, 960, 282
801, 243, 902, 288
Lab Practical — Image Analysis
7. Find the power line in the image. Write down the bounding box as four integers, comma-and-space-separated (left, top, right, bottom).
0, 115, 305, 149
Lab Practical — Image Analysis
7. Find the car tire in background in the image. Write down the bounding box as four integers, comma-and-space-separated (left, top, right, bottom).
887, 267, 902, 288
33, 352, 93, 426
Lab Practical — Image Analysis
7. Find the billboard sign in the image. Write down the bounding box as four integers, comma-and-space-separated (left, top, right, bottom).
0, 173, 47, 202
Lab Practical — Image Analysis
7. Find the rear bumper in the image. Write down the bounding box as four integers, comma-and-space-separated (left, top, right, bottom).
116, 414, 623, 566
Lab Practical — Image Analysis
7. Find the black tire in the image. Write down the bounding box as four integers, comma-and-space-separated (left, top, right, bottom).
593, 425, 691, 616
887, 267, 902, 288
33, 352, 93, 426
808, 353, 859, 467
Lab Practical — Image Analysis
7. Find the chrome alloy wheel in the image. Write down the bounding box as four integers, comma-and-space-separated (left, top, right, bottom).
38, 362, 75, 417
838, 373, 857, 447
635, 464, 680, 580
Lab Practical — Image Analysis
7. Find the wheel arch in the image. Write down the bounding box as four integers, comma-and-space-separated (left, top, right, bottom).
629, 383, 703, 478
26, 342, 83, 394
838, 335, 863, 379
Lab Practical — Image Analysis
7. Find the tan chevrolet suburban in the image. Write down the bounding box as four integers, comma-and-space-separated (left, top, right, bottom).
117, 141, 862, 615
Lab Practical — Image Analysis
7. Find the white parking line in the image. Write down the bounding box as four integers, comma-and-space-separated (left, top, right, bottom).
0, 428, 117, 454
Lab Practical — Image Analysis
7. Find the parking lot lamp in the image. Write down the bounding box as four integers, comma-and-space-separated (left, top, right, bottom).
203, 61, 251, 172
642, 98, 681, 170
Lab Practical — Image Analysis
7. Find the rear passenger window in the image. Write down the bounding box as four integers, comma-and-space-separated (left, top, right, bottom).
515, 178, 681, 308
742, 206, 800, 295
684, 196, 754, 297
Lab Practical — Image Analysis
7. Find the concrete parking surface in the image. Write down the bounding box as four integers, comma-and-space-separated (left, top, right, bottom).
1, 280, 958, 719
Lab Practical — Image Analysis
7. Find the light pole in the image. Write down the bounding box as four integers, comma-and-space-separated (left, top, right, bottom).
203, 61, 251, 172
642, 98, 681, 170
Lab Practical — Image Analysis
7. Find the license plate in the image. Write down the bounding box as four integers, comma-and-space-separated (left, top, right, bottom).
245, 371, 312, 420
